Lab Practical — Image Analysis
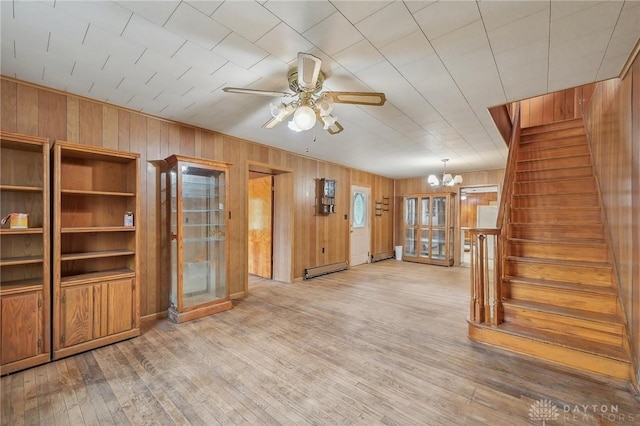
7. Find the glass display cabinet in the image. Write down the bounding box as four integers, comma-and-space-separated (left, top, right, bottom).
165, 155, 232, 323
403, 192, 456, 266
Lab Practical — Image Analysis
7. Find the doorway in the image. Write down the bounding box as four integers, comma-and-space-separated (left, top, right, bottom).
246, 162, 294, 292
459, 185, 499, 266
350, 185, 371, 266
248, 174, 273, 279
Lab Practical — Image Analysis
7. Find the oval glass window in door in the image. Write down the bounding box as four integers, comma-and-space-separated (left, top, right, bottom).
353, 192, 365, 228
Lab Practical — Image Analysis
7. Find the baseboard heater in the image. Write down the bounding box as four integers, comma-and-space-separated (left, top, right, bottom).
304, 260, 349, 280
371, 251, 394, 262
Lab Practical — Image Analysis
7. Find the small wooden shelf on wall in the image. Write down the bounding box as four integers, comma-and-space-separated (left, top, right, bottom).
51, 141, 140, 360
317, 178, 336, 215
0, 131, 51, 375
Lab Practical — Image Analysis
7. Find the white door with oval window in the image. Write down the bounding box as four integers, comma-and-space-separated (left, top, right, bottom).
350, 185, 371, 266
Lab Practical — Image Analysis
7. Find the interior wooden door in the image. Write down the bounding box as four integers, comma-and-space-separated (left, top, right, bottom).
350, 185, 371, 266
248, 175, 273, 278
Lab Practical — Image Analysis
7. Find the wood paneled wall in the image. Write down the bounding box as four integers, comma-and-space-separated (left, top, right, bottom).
394, 169, 505, 264
520, 84, 596, 128
460, 192, 498, 228
0, 77, 395, 317
583, 54, 640, 381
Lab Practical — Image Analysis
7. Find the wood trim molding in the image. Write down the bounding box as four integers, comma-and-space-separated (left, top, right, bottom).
620, 38, 640, 80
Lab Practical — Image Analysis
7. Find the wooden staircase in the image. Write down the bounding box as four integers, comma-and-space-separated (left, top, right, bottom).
469, 118, 635, 385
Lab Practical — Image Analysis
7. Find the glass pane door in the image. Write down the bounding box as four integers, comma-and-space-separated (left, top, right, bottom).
169, 165, 178, 308
404, 197, 417, 256
432, 196, 446, 227
420, 197, 430, 258
180, 165, 226, 309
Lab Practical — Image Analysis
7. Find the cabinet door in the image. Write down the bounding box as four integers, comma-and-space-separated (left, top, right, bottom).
60, 285, 95, 347
1, 291, 43, 365
105, 278, 134, 336
404, 197, 418, 256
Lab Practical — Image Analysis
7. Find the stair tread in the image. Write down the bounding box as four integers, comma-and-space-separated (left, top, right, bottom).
510, 223, 603, 228
521, 118, 584, 134
515, 165, 592, 172
511, 206, 600, 211
506, 255, 611, 268
514, 176, 594, 184
505, 275, 617, 294
519, 142, 588, 155
512, 191, 596, 197
496, 323, 629, 362
502, 299, 621, 325
517, 153, 589, 163
508, 238, 607, 247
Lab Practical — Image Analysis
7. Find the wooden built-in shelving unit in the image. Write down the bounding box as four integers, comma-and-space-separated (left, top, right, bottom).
0, 131, 51, 375
51, 141, 140, 360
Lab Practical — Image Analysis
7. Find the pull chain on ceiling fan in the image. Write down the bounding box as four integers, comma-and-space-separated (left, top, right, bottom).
223, 52, 386, 135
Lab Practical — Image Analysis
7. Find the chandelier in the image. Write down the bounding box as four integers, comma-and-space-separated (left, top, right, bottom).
428, 159, 463, 187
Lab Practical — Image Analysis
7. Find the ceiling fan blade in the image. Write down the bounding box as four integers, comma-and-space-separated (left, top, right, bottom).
223, 87, 293, 98
262, 116, 285, 129
297, 52, 322, 91
322, 91, 386, 106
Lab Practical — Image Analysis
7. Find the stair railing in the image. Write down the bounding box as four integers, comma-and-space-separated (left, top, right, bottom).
467, 102, 521, 326
465, 228, 501, 325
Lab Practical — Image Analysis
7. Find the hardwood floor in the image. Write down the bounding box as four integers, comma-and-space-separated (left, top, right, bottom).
3, 261, 639, 425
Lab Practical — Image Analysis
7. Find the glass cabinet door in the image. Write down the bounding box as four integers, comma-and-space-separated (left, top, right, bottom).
404, 197, 418, 256
430, 196, 447, 260
166, 155, 231, 323
420, 197, 430, 258
402, 193, 455, 266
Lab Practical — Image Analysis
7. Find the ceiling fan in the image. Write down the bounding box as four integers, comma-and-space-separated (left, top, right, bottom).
223, 52, 386, 135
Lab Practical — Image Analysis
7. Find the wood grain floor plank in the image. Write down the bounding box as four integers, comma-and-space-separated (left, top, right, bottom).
43, 362, 70, 426
54, 360, 84, 425
34, 367, 53, 426
2, 261, 639, 425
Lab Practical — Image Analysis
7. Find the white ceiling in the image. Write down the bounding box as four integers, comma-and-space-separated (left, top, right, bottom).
1, 1, 638, 178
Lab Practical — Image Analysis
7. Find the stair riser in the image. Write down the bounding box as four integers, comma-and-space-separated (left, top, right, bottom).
517, 155, 591, 171
518, 144, 589, 161
520, 126, 586, 142
516, 166, 593, 182
503, 307, 623, 346
512, 193, 599, 208
519, 135, 589, 151
468, 324, 631, 381
509, 225, 604, 241
511, 209, 601, 223
505, 261, 613, 286
508, 282, 618, 314
508, 242, 609, 263
521, 118, 584, 134
513, 178, 596, 195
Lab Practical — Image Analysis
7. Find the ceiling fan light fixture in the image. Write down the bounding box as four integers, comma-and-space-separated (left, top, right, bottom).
293, 105, 316, 131
321, 114, 337, 129
287, 120, 303, 132
317, 96, 334, 116
270, 102, 286, 119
